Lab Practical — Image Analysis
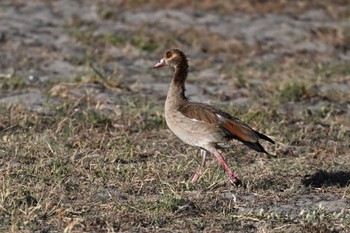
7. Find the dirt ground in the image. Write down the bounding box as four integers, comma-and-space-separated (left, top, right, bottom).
0, 0, 349, 232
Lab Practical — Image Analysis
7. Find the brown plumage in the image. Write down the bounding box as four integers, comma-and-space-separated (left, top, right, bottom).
153, 49, 275, 185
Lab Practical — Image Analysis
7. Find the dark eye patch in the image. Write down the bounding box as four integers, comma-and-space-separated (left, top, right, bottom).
165, 51, 172, 58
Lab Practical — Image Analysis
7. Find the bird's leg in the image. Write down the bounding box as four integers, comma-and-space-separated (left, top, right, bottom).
191, 149, 207, 182
213, 150, 239, 185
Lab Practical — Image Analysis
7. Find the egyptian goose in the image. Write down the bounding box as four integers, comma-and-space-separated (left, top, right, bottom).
153, 49, 275, 185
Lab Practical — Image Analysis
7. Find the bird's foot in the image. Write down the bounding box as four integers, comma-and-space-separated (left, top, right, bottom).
229, 174, 242, 186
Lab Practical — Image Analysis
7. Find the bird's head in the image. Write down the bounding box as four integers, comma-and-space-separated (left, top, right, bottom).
153, 49, 187, 69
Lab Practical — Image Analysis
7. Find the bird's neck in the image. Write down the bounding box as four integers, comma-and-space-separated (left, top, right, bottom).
166, 63, 189, 110
171, 62, 188, 99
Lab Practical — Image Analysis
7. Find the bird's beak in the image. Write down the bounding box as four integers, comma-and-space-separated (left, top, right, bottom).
153, 59, 166, 69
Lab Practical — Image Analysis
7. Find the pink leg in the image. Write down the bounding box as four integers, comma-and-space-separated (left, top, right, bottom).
191, 149, 207, 182
213, 151, 239, 185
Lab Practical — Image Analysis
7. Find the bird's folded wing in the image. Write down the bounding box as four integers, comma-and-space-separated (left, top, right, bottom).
178, 102, 258, 143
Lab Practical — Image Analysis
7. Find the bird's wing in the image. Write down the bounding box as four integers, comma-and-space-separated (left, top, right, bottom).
178, 102, 259, 143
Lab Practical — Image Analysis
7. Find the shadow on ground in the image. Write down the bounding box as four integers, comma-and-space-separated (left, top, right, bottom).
302, 170, 350, 188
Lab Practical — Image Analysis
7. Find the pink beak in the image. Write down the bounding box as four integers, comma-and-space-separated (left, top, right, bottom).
153, 59, 165, 69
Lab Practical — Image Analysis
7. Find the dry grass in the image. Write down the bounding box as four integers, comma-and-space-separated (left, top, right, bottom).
0, 58, 349, 232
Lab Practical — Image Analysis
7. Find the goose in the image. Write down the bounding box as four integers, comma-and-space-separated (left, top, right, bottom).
153, 49, 274, 185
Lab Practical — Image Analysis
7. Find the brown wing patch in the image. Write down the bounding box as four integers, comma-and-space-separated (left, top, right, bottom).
178, 103, 221, 125
222, 119, 258, 143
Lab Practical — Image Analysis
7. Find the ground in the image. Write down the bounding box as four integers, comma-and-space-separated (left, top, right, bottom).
0, 0, 349, 232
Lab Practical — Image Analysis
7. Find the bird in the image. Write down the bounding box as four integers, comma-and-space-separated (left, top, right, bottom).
153, 49, 275, 185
